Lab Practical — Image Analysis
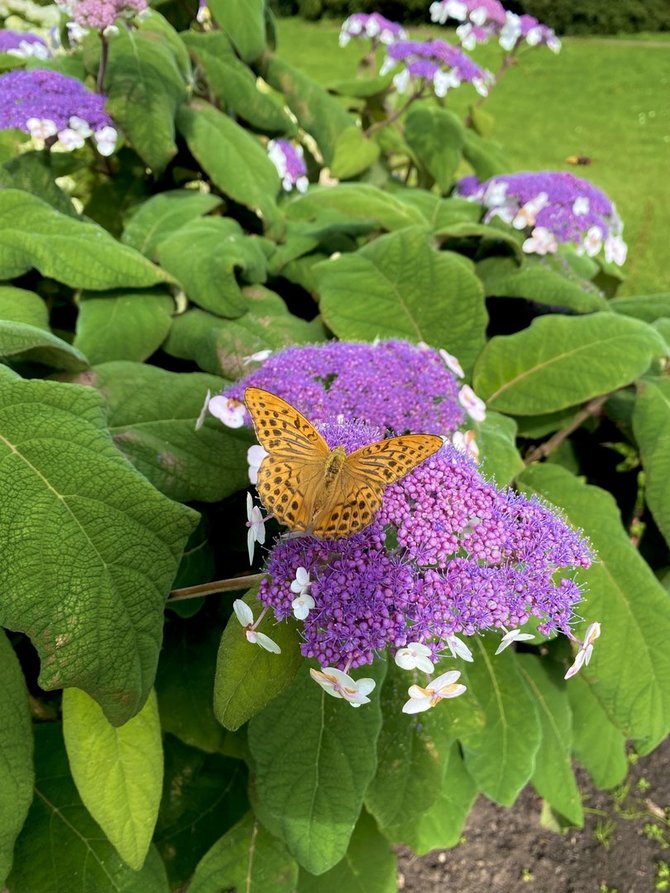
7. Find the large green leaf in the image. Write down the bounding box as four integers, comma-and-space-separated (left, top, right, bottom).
0, 320, 88, 371
317, 227, 487, 373
248, 662, 386, 874
188, 812, 297, 893
462, 129, 508, 179
0, 189, 169, 287
0, 380, 198, 724
608, 293, 670, 322
122, 190, 222, 258
476, 411, 523, 485
75, 361, 250, 502
458, 638, 541, 806
105, 28, 186, 173
405, 106, 464, 192
476, 256, 610, 314
519, 464, 670, 753
393, 191, 482, 229
74, 289, 174, 364
0, 150, 77, 217
0, 632, 33, 887
567, 675, 627, 790
214, 591, 303, 731
298, 810, 396, 893
157, 218, 267, 318
517, 655, 583, 825
473, 312, 667, 415
330, 127, 380, 180
0, 285, 49, 329
177, 100, 280, 226
7, 724, 169, 893
207, 0, 266, 61
285, 184, 425, 232
632, 377, 670, 547
261, 57, 354, 166
62, 688, 163, 870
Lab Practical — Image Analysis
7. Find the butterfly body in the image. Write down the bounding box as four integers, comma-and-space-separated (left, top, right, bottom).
244, 387, 442, 539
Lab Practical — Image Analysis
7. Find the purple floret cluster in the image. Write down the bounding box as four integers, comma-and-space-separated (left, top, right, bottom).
456, 171, 627, 265
0, 68, 117, 155
429, 0, 560, 53
258, 421, 592, 670
0, 29, 50, 58
339, 12, 407, 47
267, 139, 308, 194
57, 0, 146, 34
381, 38, 493, 97
225, 340, 466, 436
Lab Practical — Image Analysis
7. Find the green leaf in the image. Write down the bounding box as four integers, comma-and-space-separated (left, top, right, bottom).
518, 463, 670, 753
473, 312, 667, 415
261, 57, 355, 166
76, 361, 250, 502
609, 293, 670, 322
384, 742, 477, 854
105, 28, 186, 173
477, 411, 524, 485
458, 638, 541, 806
62, 688, 163, 869
74, 289, 173, 364
0, 631, 33, 887
298, 810, 396, 893
164, 296, 324, 378
462, 129, 508, 179
0, 150, 78, 217
327, 72, 394, 99
8, 724, 169, 893
633, 377, 670, 547
214, 591, 303, 731
285, 184, 425, 232
476, 256, 610, 313
157, 218, 267, 318
516, 655, 583, 825
188, 812, 297, 893
317, 227, 487, 373
248, 662, 386, 874
567, 675, 627, 790
434, 221, 523, 256
0, 285, 48, 329
122, 190, 222, 258
405, 106, 464, 192
0, 320, 88, 371
208, 0, 266, 62
0, 189, 169, 288
156, 737, 248, 890
140, 9, 192, 82
394, 191, 482, 229
330, 126, 380, 180
0, 380, 198, 724
177, 100, 280, 225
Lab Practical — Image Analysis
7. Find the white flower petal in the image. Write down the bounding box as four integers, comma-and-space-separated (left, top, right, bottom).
233, 599, 254, 627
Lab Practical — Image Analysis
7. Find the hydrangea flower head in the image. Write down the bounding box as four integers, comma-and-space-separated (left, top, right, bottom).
56, 0, 147, 33
0, 28, 50, 57
455, 171, 626, 264
339, 12, 407, 48
500, 11, 561, 53
430, 0, 559, 53
267, 139, 308, 193
223, 339, 466, 437
0, 68, 117, 155
381, 38, 493, 97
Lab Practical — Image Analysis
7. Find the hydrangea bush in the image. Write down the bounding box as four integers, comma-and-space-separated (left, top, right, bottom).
0, 0, 668, 890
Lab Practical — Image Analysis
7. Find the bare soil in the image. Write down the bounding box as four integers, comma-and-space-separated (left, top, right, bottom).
397, 737, 670, 893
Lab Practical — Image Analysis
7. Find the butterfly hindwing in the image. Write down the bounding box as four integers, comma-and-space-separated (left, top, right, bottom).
312, 472, 384, 539
244, 387, 329, 462
256, 456, 326, 531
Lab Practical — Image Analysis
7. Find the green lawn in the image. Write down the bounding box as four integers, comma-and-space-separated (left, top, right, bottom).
275, 18, 670, 297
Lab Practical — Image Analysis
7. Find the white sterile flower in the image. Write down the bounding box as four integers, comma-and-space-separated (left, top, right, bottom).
392, 68, 411, 94
247, 444, 268, 484
604, 234, 627, 266
208, 395, 246, 428
57, 128, 86, 151
452, 430, 480, 463
243, 348, 272, 365
584, 225, 603, 257
233, 599, 281, 653
564, 621, 601, 679
446, 634, 474, 662
572, 196, 590, 216
486, 204, 517, 225
483, 180, 508, 207
195, 389, 211, 431
402, 670, 467, 714
522, 226, 558, 256
68, 115, 92, 137
457, 23, 477, 51
380, 55, 396, 77
338, 30, 351, 47
290, 566, 312, 596
433, 69, 460, 97
295, 175, 309, 194
395, 642, 435, 674
473, 76, 490, 97
495, 627, 535, 655
499, 12, 521, 51
429, 1, 445, 23
525, 25, 542, 46
292, 592, 315, 621
310, 667, 376, 707
458, 385, 486, 422
470, 5, 488, 26
94, 126, 117, 157
26, 117, 57, 140
547, 34, 561, 53
439, 348, 464, 378
246, 492, 266, 564
365, 16, 380, 37
512, 192, 548, 229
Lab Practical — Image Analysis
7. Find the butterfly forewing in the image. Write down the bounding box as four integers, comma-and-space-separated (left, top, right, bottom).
347, 434, 444, 485
244, 387, 330, 462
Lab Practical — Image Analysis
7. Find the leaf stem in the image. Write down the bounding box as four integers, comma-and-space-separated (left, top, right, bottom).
523, 393, 611, 464
168, 573, 266, 602
364, 89, 422, 137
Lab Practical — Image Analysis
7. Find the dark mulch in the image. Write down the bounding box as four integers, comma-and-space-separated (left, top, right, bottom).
397, 737, 670, 893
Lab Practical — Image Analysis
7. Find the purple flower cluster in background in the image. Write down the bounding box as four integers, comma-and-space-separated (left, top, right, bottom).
0, 28, 50, 58
456, 171, 627, 264
0, 68, 117, 155
339, 12, 407, 47
267, 139, 309, 193
56, 0, 147, 39
258, 421, 592, 670
430, 0, 560, 53
224, 340, 466, 435
381, 38, 493, 97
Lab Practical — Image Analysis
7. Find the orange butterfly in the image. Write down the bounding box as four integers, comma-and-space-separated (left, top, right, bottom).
244, 387, 443, 539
